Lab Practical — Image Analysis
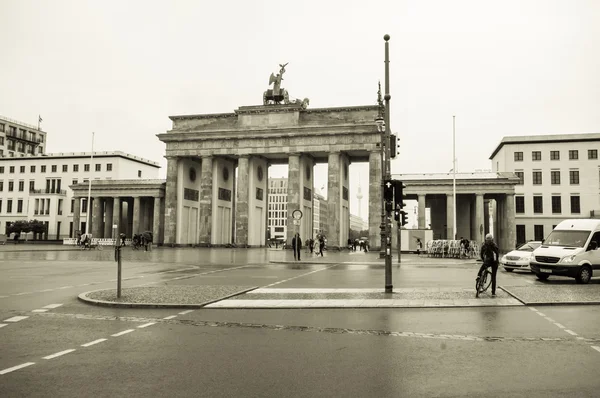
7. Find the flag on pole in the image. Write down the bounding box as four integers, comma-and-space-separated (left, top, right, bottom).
39, 115, 43, 123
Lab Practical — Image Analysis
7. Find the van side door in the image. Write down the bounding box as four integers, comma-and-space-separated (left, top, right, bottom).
585, 231, 600, 270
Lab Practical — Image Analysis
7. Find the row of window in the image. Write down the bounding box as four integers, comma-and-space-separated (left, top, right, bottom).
0, 199, 24, 214
515, 195, 580, 214
514, 149, 597, 162
514, 170, 580, 185
0, 124, 44, 141
268, 203, 287, 211
0, 163, 113, 174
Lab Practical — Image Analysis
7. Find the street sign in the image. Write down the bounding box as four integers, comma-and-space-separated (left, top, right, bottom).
292, 210, 303, 220
293, 219, 300, 226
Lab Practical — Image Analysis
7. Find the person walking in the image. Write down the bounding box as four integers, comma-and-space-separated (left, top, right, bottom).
478, 233, 500, 297
416, 238, 422, 255
292, 233, 302, 261
318, 235, 325, 257
309, 238, 314, 254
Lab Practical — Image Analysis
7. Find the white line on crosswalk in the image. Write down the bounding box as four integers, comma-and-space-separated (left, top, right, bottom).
111, 329, 135, 337
4, 316, 29, 322
0, 362, 35, 375
81, 339, 107, 347
31, 309, 49, 313
0, 324, 7, 328
138, 322, 156, 328
564, 329, 577, 336
43, 349, 76, 360
163, 315, 177, 320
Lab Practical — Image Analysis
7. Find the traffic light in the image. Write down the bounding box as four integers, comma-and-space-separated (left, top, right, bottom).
390, 134, 397, 158
393, 180, 406, 210
394, 207, 401, 222
401, 210, 408, 226
384, 180, 394, 202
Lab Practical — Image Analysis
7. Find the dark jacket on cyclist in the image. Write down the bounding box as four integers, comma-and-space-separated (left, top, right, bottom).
478, 235, 499, 296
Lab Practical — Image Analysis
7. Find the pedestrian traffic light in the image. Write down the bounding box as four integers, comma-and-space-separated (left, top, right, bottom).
384, 180, 394, 202
390, 134, 397, 158
393, 180, 406, 209
394, 207, 400, 222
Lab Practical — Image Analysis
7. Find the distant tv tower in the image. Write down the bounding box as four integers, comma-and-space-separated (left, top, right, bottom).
356, 183, 363, 218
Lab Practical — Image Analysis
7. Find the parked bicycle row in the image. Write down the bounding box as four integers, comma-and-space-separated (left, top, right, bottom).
425, 239, 480, 259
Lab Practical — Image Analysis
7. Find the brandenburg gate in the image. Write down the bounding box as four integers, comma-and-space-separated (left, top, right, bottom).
157, 64, 383, 248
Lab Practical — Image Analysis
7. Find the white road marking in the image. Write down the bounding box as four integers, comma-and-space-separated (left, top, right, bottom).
58, 286, 74, 290
554, 323, 566, 329
545, 317, 555, 322
31, 309, 49, 313
577, 337, 585, 340
43, 349, 76, 359
81, 338, 107, 347
111, 329, 135, 337
14, 292, 31, 296
40, 289, 54, 292
591, 346, 600, 354
524, 280, 534, 284
178, 310, 194, 315
4, 316, 29, 322
138, 322, 156, 328
529, 307, 538, 312
565, 329, 578, 336
163, 315, 177, 320
0, 295, 7, 298
0, 324, 7, 328
0, 362, 35, 375
536, 312, 546, 317
42, 304, 63, 309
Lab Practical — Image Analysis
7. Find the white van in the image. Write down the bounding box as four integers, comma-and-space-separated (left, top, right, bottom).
529, 219, 600, 284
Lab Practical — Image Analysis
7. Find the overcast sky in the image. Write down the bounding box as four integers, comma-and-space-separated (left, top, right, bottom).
1, 0, 599, 222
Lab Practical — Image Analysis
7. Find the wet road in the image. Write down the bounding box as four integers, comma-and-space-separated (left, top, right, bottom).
1, 246, 599, 397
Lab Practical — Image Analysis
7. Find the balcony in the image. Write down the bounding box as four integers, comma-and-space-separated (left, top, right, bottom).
6, 131, 41, 146
29, 189, 67, 195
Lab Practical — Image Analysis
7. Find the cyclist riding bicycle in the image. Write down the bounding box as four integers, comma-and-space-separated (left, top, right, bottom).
477, 233, 499, 297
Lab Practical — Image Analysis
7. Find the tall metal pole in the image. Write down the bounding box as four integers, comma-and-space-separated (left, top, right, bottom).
383, 34, 393, 293
85, 132, 94, 235
452, 116, 456, 240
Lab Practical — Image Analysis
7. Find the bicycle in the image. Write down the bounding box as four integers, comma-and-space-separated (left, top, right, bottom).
475, 261, 492, 298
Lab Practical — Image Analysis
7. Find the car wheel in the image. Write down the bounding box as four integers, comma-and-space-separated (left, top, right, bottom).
536, 273, 550, 281
575, 265, 592, 284
505, 268, 513, 272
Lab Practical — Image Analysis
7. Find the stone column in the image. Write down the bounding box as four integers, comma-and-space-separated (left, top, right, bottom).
368, 151, 382, 251
72, 197, 81, 236
112, 197, 121, 238
286, 154, 301, 245
102, 198, 111, 238
153, 197, 162, 246
235, 155, 249, 246
446, 194, 454, 240
163, 156, 179, 245
198, 156, 213, 245
92, 197, 103, 237
132, 196, 141, 234
475, 194, 484, 244
126, 199, 133, 237
505, 193, 515, 252
418, 194, 426, 229
327, 152, 341, 249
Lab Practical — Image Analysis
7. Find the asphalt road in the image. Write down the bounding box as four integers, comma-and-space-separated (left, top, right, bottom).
1, 246, 600, 397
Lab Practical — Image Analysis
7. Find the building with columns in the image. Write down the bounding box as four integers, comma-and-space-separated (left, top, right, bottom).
397, 172, 519, 253
490, 133, 600, 244
157, 103, 379, 249
0, 151, 159, 239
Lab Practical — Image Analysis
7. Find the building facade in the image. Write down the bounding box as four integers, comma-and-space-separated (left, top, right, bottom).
0, 151, 159, 239
490, 133, 600, 244
267, 178, 288, 241
0, 116, 47, 157
349, 213, 368, 233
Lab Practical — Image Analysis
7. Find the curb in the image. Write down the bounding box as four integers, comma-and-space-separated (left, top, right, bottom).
499, 286, 600, 306
205, 304, 525, 309
77, 286, 259, 309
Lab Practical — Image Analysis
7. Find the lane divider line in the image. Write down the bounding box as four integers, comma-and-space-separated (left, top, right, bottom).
43, 349, 76, 360
565, 330, 578, 336
138, 322, 156, 328
111, 329, 135, 337
43, 304, 63, 309
554, 323, 566, 329
4, 316, 29, 322
58, 286, 74, 290
536, 312, 546, 317
163, 315, 177, 320
0, 362, 35, 375
545, 317, 556, 322
592, 346, 600, 354
0, 324, 7, 328
31, 309, 49, 313
81, 339, 107, 347
529, 307, 538, 312
178, 310, 194, 315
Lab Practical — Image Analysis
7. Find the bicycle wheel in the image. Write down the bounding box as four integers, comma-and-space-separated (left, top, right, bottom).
482, 270, 492, 292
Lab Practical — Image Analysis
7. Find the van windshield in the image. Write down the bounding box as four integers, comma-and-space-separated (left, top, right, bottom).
543, 230, 590, 247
